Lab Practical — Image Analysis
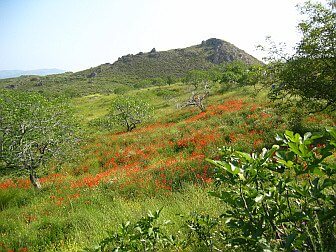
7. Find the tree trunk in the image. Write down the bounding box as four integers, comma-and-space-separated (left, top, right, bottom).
30, 172, 42, 189
129, 123, 136, 131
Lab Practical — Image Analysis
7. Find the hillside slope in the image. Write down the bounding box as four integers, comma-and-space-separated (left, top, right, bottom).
78, 38, 260, 79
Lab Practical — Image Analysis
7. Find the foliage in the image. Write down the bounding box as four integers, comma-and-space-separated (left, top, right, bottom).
220, 61, 249, 85
208, 127, 336, 251
265, 1, 336, 111
107, 96, 153, 132
89, 209, 176, 252
183, 69, 210, 90
183, 212, 221, 251
0, 90, 78, 188
93, 210, 224, 252
219, 61, 264, 92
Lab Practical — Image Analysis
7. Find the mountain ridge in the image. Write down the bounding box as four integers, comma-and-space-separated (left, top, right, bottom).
0, 69, 66, 79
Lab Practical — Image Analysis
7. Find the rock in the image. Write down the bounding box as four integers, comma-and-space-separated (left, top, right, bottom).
87, 72, 97, 78
35, 80, 43, 86
202, 38, 223, 48
5, 84, 16, 89
29, 77, 39, 81
121, 54, 133, 62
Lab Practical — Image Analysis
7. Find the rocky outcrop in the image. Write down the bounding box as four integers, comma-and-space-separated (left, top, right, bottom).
202, 38, 259, 65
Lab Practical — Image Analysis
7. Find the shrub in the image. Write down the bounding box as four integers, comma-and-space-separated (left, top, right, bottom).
207, 127, 336, 251
89, 209, 175, 252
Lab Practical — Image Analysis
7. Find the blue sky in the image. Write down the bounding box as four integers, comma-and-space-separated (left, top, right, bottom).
0, 0, 313, 72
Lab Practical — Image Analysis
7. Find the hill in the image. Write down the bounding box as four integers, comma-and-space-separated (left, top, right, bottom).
0, 69, 66, 79
77, 38, 260, 79
0, 38, 261, 96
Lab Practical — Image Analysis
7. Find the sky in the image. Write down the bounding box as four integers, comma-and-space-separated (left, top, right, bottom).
0, 0, 320, 72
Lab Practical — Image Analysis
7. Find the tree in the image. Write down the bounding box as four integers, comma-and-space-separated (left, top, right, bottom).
181, 84, 210, 112
183, 70, 209, 90
266, 1, 336, 111
220, 61, 250, 85
182, 91, 209, 112
0, 90, 77, 189
108, 97, 152, 132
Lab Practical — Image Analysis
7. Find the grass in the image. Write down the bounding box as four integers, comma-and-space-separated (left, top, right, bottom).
0, 83, 335, 251
0, 184, 222, 251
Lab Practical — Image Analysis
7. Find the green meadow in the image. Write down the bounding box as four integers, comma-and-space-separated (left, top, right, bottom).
1, 82, 335, 251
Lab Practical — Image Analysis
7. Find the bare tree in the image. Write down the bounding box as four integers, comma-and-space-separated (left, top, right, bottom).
181, 84, 210, 112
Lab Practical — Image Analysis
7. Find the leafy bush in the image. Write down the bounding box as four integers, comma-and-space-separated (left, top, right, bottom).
220, 61, 263, 85
183, 212, 221, 251
207, 127, 336, 251
89, 209, 175, 252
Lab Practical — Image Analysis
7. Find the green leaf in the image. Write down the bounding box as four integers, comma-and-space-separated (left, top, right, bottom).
321, 178, 335, 190
288, 142, 301, 156
326, 127, 336, 139
261, 146, 279, 160
229, 162, 241, 175
277, 159, 294, 168
310, 132, 324, 141
303, 132, 312, 141
284, 130, 295, 142
235, 151, 252, 161
275, 134, 283, 141
312, 167, 324, 176
238, 173, 246, 181
148, 227, 153, 236
284, 232, 297, 249
298, 143, 310, 157
254, 195, 264, 203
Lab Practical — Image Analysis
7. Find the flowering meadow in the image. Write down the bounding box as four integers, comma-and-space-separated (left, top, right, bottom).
0, 84, 335, 251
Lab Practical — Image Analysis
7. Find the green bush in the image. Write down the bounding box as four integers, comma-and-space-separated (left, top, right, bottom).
183, 212, 221, 251
207, 127, 336, 251
89, 209, 175, 252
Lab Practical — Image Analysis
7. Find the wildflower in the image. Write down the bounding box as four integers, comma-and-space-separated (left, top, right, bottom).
0, 179, 16, 190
